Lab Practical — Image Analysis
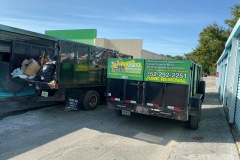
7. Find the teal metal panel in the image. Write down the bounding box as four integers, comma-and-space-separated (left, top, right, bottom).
225, 19, 240, 48
235, 72, 240, 132
0, 89, 13, 98
0, 88, 35, 99
0, 61, 22, 93
0, 61, 35, 99
217, 18, 240, 63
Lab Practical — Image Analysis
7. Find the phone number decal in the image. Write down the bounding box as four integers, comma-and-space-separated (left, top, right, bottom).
147, 72, 187, 78
144, 60, 191, 85
145, 71, 189, 84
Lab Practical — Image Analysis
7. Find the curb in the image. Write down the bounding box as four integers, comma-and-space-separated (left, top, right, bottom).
231, 124, 240, 154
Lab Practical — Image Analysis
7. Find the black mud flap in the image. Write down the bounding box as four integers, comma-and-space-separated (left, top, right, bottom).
189, 94, 202, 129
65, 89, 83, 110
189, 94, 202, 116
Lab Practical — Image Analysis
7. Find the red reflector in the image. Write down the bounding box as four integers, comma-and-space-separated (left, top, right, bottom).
54, 84, 59, 89
174, 106, 182, 110
125, 100, 131, 103
153, 104, 159, 107
110, 97, 115, 101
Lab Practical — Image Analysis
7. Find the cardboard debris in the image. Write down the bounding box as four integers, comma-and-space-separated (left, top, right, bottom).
24, 59, 40, 76
21, 59, 30, 71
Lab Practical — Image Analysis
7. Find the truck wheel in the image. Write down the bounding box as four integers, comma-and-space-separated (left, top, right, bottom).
190, 115, 199, 130
198, 81, 206, 101
115, 109, 122, 116
83, 90, 100, 110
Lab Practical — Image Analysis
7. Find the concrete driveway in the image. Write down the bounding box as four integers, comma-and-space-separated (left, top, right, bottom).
0, 76, 239, 160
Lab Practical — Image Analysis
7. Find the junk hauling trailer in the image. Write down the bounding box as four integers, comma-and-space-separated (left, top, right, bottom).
107, 58, 205, 129
0, 24, 132, 110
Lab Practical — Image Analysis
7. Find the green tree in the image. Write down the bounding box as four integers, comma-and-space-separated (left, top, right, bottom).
185, 23, 228, 74
225, 4, 240, 29
165, 54, 174, 59
184, 4, 240, 75
184, 50, 199, 63
174, 55, 184, 60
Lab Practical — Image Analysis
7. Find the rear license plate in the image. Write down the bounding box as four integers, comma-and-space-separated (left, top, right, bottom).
41, 91, 48, 97
122, 110, 131, 116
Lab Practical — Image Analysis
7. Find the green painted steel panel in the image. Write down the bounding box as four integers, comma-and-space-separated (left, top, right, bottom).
45, 29, 97, 40
107, 58, 144, 81
144, 60, 191, 85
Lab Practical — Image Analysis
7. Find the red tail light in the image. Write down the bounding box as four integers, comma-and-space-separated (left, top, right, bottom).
110, 97, 115, 101
174, 106, 182, 110
167, 106, 183, 110
153, 104, 159, 107
147, 103, 160, 107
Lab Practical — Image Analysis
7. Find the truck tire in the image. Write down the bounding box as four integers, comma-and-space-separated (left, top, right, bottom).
115, 109, 122, 116
83, 90, 100, 110
190, 115, 199, 130
198, 81, 206, 101
199, 101, 202, 122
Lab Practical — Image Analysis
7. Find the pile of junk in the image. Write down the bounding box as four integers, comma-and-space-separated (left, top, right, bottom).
11, 54, 56, 83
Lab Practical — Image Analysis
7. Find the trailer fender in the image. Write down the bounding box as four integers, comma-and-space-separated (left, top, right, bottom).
189, 94, 202, 115
189, 94, 202, 129
198, 81, 206, 101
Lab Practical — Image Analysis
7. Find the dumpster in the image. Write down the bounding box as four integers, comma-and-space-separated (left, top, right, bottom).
107, 58, 205, 129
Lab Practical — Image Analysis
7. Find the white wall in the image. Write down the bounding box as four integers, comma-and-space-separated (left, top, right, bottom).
94, 38, 142, 58
141, 49, 168, 59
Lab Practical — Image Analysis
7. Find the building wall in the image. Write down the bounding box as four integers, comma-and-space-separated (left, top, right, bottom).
95, 38, 142, 58
45, 29, 97, 45
141, 49, 168, 59
217, 18, 240, 125
45, 29, 168, 59
94, 38, 109, 49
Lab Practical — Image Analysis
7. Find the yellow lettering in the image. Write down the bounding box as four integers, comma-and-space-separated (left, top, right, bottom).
146, 76, 159, 81
161, 77, 186, 84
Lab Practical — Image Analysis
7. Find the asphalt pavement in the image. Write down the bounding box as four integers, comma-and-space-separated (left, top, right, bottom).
0, 76, 239, 160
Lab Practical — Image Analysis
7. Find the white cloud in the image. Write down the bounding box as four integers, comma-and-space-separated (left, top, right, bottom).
72, 14, 196, 25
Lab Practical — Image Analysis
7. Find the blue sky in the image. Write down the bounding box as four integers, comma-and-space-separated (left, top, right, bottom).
0, 0, 239, 56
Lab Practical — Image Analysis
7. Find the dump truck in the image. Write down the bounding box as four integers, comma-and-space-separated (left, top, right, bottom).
107, 58, 205, 129
0, 24, 132, 110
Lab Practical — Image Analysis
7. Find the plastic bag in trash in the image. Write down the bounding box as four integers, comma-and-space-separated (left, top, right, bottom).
34, 61, 56, 82
11, 68, 24, 78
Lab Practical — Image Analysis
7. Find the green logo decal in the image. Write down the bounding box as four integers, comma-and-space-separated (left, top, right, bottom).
144, 60, 191, 85
107, 58, 144, 81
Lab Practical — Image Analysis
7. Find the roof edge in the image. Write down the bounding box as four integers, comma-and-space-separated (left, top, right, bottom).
0, 24, 58, 41
217, 18, 240, 63
225, 18, 240, 48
